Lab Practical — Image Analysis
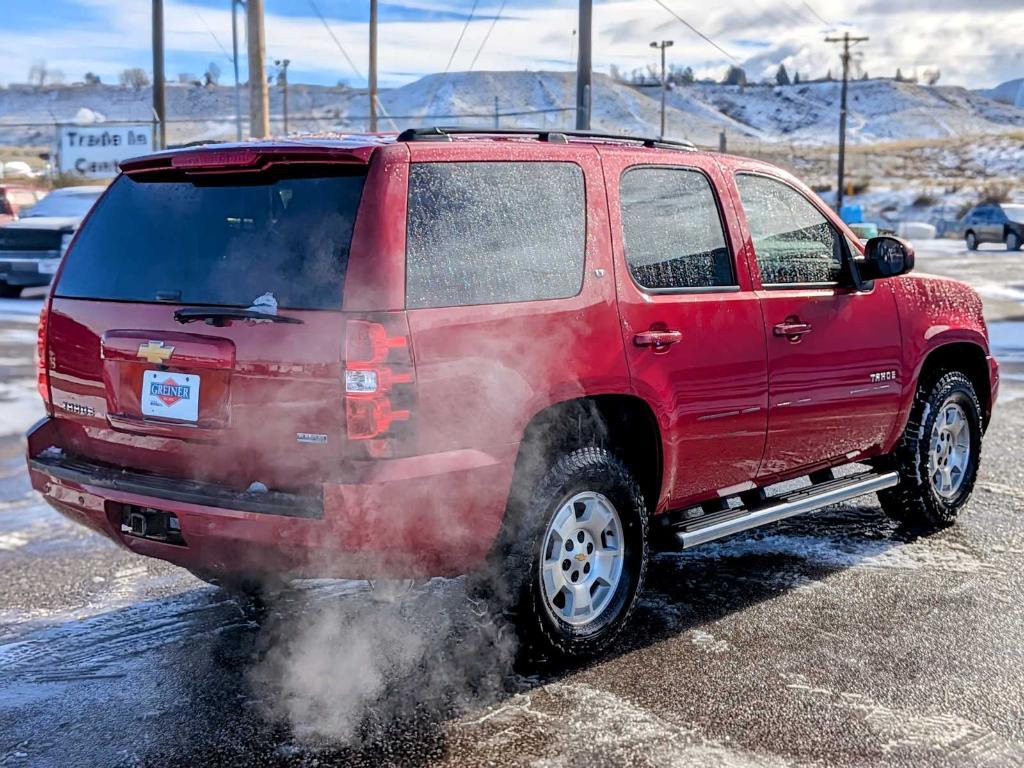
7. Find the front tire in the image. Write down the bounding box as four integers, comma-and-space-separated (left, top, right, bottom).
965, 231, 978, 251
472, 447, 648, 660
0, 283, 22, 298
1006, 231, 1021, 251
878, 371, 982, 529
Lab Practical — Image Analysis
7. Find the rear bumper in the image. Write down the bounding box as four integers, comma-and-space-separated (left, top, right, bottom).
0, 255, 58, 287
26, 417, 517, 579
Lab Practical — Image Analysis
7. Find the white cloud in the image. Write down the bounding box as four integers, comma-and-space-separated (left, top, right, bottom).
0, 0, 1020, 89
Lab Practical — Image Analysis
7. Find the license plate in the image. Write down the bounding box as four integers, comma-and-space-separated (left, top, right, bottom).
37, 260, 59, 275
141, 370, 200, 422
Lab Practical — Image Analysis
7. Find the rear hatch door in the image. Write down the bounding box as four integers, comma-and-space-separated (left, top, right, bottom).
45, 149, 370, 491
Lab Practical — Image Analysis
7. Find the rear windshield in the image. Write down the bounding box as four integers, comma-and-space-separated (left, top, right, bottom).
55, 168, 365, 309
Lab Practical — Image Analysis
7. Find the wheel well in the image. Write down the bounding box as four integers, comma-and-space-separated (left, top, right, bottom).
513, 396, 663, 515
919, 342, 992, 428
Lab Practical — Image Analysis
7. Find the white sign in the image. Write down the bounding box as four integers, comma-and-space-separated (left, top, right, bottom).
141, 370, 201, 422
57, 124, 152, 178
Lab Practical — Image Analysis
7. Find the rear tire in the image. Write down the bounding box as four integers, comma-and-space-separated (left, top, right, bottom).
878, 371, 982, 529
1006, 232, 1021, 251
965, 231, 978, 251
470, 447, 648, 660
0, 283, 22, 298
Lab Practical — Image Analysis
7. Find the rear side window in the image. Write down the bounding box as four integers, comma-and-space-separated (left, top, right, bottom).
405, 162, 585, 309
619, 167, 734, 290
736, 173, 842, 285
55, 169, 365, 309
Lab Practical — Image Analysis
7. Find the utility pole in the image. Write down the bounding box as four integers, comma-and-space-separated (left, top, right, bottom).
369, 0, 378, 132
650, 39, 673, 139
825, 31, 868, 212
246, 0, 270, 138
231, 0, 244, 141
152, 0, 166, 150
275, 59, 290, 134
575, 0, 592, 130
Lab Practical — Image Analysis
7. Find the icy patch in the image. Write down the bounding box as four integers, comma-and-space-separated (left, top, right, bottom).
0, 531, 30, 551
454, 681, 791, 766
0, 327, 36, 345
0, 298, 44, 323
670, 531, 990, 575
0, 378, 43, 437
689, 628, 733, 654
781, 673, 1023, 759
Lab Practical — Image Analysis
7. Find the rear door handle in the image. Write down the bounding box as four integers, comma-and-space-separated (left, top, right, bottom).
773, 321, 813, 338
633, 329, 683, 351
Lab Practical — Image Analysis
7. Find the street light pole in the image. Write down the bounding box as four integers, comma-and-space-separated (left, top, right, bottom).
231, 0, 244, 141
650, 40, 674, 140
275, 59, 290, 134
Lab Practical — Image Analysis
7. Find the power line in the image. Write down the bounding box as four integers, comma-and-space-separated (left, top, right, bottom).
445, 0, 481, 73
801, 1, 831, 27
307, 0, 364, 81
193, 9, 233, 63
650, 0, 737, 62
468, 0, 508, 72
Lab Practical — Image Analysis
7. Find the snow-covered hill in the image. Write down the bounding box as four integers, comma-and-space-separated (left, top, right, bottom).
1, 71, 1022, 149
664, 79, 1024, 145
981, 78, 1024, 109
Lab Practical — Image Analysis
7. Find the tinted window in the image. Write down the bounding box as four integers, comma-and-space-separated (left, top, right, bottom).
406, 162, 585, 309
56, 170, 365, 309
736, 174, 842, 285
620, 167, 733, 289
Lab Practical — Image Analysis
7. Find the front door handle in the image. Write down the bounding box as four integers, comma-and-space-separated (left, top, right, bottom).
773, 320, 813, 339
634, 329, 683, 352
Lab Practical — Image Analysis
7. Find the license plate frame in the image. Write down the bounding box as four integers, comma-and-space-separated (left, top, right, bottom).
141, 370, 200, 422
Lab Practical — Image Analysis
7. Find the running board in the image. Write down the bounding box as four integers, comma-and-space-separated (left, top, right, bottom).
674, 470, 900, 549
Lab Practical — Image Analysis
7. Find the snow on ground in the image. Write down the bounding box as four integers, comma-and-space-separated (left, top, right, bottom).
0, 378, 40, 437
2, 73, 1023, 148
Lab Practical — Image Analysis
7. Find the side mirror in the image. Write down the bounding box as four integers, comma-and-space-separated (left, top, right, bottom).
861, 236, 914, 280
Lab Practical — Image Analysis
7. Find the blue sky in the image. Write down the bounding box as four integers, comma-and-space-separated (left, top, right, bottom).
1, 0, 1021, 90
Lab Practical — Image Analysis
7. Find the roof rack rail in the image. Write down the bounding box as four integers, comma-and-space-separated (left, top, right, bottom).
395, 126, 696, 151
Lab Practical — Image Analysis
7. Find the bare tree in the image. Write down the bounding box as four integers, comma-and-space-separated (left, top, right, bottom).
722, 65, 747, 86
84, 72, 102, 85
204, 61, 221, 87
119, 68, 151, 88
27, 60, 48, 86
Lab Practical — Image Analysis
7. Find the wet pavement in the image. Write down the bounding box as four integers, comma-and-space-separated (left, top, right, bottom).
1, 242, 1023, 767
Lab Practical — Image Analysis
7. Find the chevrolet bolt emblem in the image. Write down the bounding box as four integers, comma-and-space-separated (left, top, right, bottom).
574, 553, 587, 562
137, 341, 174, 365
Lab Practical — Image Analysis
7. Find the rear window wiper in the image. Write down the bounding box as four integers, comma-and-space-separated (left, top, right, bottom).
173, 307, 304, 326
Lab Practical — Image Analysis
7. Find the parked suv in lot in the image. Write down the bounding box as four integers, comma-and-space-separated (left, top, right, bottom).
0, 185, 105, 297
961, 202, 1024, 251
27, 129, 998, 658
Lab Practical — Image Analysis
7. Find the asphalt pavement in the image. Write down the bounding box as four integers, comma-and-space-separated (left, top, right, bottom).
0, 241, 1022, 767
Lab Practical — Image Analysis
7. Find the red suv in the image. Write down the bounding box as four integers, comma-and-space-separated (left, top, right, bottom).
27, 128, 999, 658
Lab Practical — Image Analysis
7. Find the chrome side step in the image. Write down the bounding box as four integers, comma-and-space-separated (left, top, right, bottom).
675, 470, 900, 549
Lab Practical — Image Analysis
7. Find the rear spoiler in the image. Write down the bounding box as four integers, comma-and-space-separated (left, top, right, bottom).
120, 142, 378, 177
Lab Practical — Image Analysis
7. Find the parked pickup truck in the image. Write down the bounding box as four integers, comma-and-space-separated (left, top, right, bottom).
0, 185, 104, 297
26, 129, 998, 659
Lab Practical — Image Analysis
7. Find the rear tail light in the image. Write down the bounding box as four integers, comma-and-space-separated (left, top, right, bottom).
36, 303, 51, 409
344, 316, 415, 452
